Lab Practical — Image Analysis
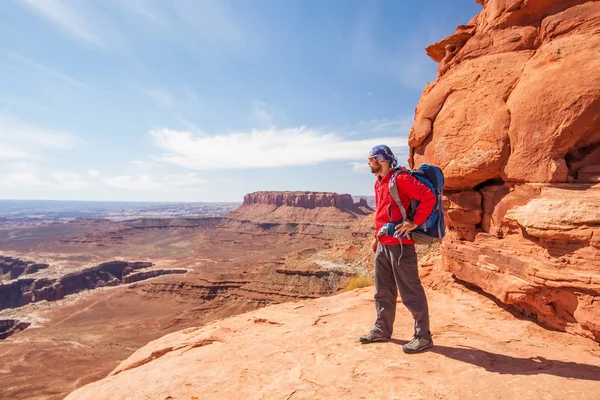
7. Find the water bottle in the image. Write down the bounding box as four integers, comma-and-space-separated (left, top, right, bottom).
377, 222, 397, 237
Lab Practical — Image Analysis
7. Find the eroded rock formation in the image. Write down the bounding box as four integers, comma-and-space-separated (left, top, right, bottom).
410, 0, 600, 341
0, 319, 30, 340
0, 261, 187, 312
243, 191, 358, 209
1, 256, 49, 281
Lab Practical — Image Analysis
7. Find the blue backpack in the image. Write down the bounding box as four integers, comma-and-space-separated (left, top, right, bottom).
388, 164, 445, 245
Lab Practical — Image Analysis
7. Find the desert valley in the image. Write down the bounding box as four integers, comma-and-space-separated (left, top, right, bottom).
1, 192, 376, 398
2, 0, 600, 399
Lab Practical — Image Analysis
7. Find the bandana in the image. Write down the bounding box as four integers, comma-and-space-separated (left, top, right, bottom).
368, 144, 397, 167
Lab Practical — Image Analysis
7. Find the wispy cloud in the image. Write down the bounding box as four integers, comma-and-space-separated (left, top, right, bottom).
359, 116, 414, 134
116, 0, 170, 27
349, 161, 370, 173
114, 0, 244, 49
0, 143, 29, 160
252, 101, 274, 127
0, 51, 91, 90
170, 0, 243, 47
51, 171, 91, 190
147, 89, 175, 109
151, 126, 408, 170
87, 170, 204, 191
16, 0, 245, 55
0, 114, 77, 161
0, 165, 205, 193
352, 6, 438, 90
0, 167, 90, 191
18, 0, 107, 47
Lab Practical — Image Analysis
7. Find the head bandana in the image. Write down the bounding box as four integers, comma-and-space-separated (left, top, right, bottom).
369, 144, 398, 168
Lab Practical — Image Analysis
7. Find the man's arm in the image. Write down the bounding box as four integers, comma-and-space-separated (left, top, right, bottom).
396, 173, 436, 226
372, 180, 380, 251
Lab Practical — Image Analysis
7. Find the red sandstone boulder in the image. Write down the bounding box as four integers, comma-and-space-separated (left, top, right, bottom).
410, 0, 600, 342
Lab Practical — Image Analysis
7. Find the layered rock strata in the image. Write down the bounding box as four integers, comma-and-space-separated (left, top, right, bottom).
243, 191, 359, 209
0, 261, 189, 312
1, 256, 49, 281
410, 0, 600, 340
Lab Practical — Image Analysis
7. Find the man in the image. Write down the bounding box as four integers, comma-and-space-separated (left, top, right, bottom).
359, 144, 436, 353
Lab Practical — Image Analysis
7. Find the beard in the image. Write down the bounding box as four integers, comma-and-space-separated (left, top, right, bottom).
369, 162, 381, 174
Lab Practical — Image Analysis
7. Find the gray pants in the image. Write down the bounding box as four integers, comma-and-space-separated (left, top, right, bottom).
373, 243, 431, 339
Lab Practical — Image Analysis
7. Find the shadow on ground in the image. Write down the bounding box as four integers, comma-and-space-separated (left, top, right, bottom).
389, 339, 600, 381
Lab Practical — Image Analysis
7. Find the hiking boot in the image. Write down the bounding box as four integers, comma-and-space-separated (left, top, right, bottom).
402, 335, 433, 353
359, 330, 390, 344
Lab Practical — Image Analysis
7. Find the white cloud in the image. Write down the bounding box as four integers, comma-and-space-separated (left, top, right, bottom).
18, 0, 106, 47
151, 126, 408, 170
147, 89, 174, 109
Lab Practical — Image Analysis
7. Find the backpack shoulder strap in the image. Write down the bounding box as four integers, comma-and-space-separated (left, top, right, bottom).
388, 169, 408, 221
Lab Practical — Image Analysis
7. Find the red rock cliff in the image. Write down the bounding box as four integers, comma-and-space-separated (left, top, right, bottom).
410, 0, 600, 341
243, 191, 357, 209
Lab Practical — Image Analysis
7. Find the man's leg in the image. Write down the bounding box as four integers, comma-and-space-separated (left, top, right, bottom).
388, 244, 433, 352
359, 243, 397, 343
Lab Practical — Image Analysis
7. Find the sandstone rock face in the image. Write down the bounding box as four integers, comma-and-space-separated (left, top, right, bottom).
243, 191, 357, 209
410, 0, 600, 341
65, 287, 600, 400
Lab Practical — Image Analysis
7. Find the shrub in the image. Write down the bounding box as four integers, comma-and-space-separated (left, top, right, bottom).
344, 276, 374, 291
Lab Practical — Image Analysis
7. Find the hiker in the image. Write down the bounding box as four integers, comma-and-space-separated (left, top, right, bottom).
359, 144, 436, 353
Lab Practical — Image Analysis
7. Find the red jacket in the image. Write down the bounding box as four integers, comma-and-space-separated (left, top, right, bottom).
374, 168, 436, 246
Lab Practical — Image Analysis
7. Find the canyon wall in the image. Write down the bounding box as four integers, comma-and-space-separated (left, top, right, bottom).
1, 256, 49, 280
410, 0, 600, 341
0, 260, 188, 312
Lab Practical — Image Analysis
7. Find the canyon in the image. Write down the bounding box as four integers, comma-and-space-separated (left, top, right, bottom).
0, 192, 373, 399
3, 1, 600, 399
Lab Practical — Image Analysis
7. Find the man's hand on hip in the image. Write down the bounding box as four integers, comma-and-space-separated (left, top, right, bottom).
371, 237, 378, 253
395, 220, 417, 237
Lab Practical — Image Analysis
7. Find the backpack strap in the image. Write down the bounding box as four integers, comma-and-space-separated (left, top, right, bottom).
388, 169, 407, 221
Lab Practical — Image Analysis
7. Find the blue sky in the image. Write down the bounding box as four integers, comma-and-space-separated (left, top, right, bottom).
0, 0, 480, 202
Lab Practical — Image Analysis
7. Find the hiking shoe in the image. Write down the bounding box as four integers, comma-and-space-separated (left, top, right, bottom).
359, 330, 390, 344
402, 335, 433, 353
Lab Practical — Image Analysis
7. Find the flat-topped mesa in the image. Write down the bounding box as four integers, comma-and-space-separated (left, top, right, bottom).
243, 191, 357, 209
